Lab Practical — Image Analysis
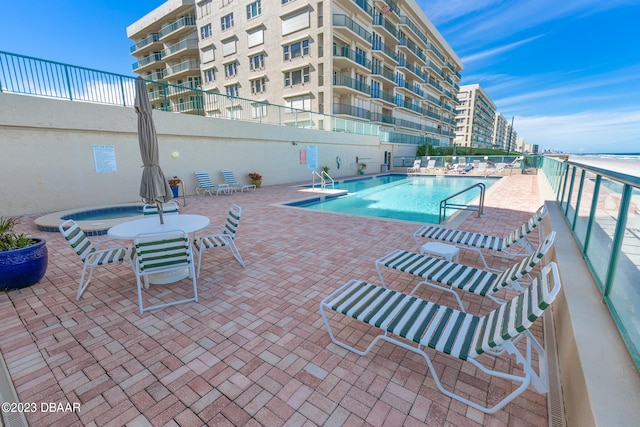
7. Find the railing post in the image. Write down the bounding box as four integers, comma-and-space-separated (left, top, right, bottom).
603, 184, 632, 297
119, 76, 127, 107
63, 65, 73, 101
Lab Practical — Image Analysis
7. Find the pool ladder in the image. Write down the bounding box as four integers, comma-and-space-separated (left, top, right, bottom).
439, 182, 485, 223
312, 171, 334, 189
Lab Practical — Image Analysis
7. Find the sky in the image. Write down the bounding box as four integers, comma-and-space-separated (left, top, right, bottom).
1, 0, 639, 153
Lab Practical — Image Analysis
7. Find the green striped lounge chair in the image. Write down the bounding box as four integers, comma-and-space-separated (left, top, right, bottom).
320, 262, 562, 414
413, 204, 547, 270
195, 171, 230, 196
59, 219, 134, 300
134, 230, 198, 313
376, 231, 556, 310
193, 204, 245, 277
142, 201, 180, 216
221, 169, 256, 192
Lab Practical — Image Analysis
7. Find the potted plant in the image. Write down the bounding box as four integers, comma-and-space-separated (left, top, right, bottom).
248, 172, 262, 188
321, 165, 330, 175
168, 176, 181, 198
359, 163, 367, 175
0, 216, 48, 291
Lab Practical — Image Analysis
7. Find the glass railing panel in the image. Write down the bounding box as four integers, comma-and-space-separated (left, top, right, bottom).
573, 170, 598, 248
586, 177, 624, 288
608, 187, 640, 360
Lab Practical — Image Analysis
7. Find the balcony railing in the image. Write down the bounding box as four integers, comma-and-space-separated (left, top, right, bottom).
333, 73, 370, 95
130, 34, 159, 53
333, 14, 372, 44
0, 50, 379, 137
540, 156, 640, 371
372, 15, 398, 39
161, 38, 199, 59
333, 46, 372, 69
158, 16, 197, 39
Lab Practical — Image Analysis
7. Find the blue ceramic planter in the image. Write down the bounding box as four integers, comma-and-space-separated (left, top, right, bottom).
0, 238, 48, 291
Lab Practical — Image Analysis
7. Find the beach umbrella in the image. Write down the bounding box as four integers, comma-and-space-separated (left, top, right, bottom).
134, 76, 173, 224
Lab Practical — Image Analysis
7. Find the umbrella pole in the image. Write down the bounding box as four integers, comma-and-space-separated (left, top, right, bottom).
157, 201, 165, 224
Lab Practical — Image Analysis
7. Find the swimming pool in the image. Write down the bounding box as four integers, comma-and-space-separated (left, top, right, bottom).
290, 175, 497, 223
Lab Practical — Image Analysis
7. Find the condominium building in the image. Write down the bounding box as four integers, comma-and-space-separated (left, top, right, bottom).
127, 0, 201, 113
493, 112, 509, 151
128, 0, 463, 147
454, 84, 496, 148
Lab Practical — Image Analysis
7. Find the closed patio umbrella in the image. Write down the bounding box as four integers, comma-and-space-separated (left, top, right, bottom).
134, 77, 172, 224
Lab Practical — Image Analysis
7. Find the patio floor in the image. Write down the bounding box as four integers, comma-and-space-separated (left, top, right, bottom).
0, 173, 550, 426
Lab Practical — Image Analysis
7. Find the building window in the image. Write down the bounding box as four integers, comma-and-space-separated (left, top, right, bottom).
249, 53, 265, 70
252, 102, 268, 118
283, 39, 309, 60
284, 67, 310, 87
221, 13, 234, 30
251, 78, 266, 94
246, 1, 261, 19
285, 95, 311, 111
200, 24, 212, 40
224, 62, 238, 78
198, 0, 212, 17
282, 0, 293, 4
204, 69, 216, 83
226, 84, 239, 97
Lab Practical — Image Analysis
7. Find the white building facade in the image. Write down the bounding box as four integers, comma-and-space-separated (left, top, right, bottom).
453, 83, 496, 149
127, 0, 463, 147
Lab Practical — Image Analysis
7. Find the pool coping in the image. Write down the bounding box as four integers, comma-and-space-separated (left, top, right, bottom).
35, 202, 145, 236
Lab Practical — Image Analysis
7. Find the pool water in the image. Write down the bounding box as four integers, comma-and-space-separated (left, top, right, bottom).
294, 175, 496, 223
61, 206, 144, 221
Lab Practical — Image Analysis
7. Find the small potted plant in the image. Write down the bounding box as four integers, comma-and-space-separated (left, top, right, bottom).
168, 176, 181, 198
0, 216, 48, 291
248, 172, 262, 188
321, 166, 330, 175
359, 163, 367, 175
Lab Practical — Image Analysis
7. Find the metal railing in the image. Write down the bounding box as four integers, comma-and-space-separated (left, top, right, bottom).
540, 156, 640, 371
311, 171, 334, 190
439, 182, 485, 223
0, 50, 379, 137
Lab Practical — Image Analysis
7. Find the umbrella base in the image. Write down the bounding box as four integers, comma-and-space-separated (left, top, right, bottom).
148, 268, 190, 285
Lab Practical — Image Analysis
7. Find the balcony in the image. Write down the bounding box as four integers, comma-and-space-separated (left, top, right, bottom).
332, 102, 370, 120
398, 38, 426, 64
132, 52, 163, 71
333, 14, 372, 44
370, 64, 395, 84
370, 111, 395, 125
372, 15, 398, 40
158, 15, 197, 40
333, 46, 372, 72
161, 38, 199, 61
369, 88, 395, 105
332, 73, 370, 95
130, 33, 160, 54
371, 40, 398, 64
163, 59, 200, 79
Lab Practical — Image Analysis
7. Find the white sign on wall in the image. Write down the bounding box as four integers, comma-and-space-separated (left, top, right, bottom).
92, 144, 117, 173
306, 145, 318, 170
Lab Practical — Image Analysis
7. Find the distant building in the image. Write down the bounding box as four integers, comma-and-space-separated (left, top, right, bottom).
127, 0, 463, 146
454, 84, 496, 148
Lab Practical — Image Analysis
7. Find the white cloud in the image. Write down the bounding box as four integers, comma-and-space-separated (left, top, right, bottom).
462, 35, 544, 64
515, 109, 640, 152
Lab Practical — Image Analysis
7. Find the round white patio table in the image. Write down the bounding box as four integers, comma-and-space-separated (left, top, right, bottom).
108, 214, 209, 284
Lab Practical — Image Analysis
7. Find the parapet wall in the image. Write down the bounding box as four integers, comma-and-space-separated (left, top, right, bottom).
0, 92, 389, 216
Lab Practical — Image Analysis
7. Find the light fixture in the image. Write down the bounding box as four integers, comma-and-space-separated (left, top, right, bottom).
170, 151, 180, 159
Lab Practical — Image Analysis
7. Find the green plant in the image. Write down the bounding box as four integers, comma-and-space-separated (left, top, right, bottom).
360, 163, 367, 169
0, 217, 36, 251
321, 165, 330, 174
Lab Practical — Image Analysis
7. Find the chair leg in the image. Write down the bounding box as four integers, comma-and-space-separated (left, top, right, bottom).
227, 239, 245, 268
76, 263, 92, 300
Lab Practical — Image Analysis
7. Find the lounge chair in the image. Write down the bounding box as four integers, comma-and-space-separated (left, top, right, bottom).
59, 219, 134, 300
195, 171, 230, 196
413, 205, 547, 270
376, 231, 555, 309
133, 230, 198, 313
142, 201, 180, 216
319, 262, 562, 414
221, 169, 256, 192
193, 204, 245, 277
407, 159, 421, 173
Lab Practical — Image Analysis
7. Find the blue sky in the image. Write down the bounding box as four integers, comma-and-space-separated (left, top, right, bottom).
1, 0, 639, 153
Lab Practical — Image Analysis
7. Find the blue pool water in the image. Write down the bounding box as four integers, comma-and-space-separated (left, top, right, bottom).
291, 175, 497, 223
61, 206, 144, 221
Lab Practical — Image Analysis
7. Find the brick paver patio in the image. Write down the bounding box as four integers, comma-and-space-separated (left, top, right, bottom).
0, 173, 548, 426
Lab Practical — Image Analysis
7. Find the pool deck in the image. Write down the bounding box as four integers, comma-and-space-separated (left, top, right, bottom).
0, 173, 549, 426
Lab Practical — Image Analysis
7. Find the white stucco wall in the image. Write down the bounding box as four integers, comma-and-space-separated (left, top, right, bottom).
0, 92, 390, 216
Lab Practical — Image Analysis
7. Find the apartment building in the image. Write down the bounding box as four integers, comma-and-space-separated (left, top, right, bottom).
493, 112, 509, 151
128, 0, 463, 147
127, 0, 201, 113
453, 83, 496, 149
